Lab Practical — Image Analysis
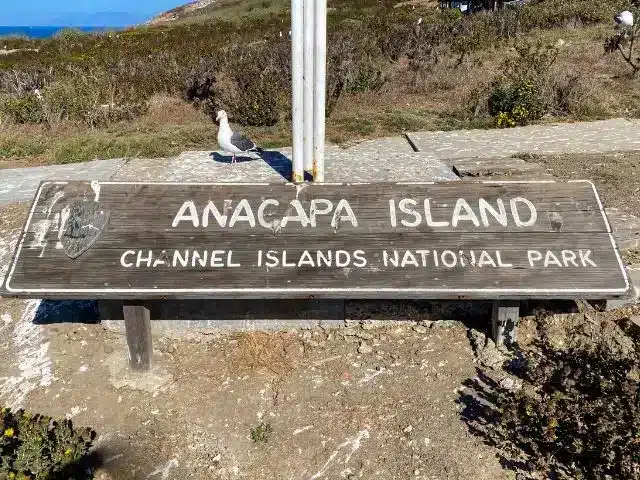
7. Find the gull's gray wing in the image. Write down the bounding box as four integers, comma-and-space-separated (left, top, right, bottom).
230, 132, 257, 151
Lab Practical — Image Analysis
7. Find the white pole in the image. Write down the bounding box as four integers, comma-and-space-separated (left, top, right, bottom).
313, 0, 327, 182
303, 0, 314, 173
291, 0, 305, 183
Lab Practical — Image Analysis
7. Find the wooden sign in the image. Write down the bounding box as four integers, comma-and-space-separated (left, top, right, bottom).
1, 180, 630, 300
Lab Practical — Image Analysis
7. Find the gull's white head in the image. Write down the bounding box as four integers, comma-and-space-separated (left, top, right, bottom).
216, 110, 228, 123
614, 10, 634, 27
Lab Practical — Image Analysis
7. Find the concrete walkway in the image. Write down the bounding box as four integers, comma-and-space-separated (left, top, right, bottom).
1, 118, 640, 206
407, 118, 640, 159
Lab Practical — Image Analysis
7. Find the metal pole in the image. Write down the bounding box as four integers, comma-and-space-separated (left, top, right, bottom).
291, 0, 305, 183
303, 0, 314, 173
313, 0, 327, 182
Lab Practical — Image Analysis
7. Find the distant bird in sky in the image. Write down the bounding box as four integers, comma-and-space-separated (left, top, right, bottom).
215, 110, 262, 163
614, 10, 634, 29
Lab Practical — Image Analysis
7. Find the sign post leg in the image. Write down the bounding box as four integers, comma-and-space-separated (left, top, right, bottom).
123, 300, 153, 372
491, 300, 519, 348
313, 0, 327, 182
291, 0, 305, 183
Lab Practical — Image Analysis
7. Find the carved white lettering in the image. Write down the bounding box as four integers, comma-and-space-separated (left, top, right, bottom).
173, 201, 199, 228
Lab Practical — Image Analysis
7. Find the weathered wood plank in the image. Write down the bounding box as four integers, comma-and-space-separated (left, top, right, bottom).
0, 180, 630, 300
123, 300, 152, 371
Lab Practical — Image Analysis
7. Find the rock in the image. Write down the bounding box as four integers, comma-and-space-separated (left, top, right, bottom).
357, 332, 374, 340
477, 341, 506, 369
342, 327, 358, 336
358, 342, 373, 354
431, 320, 464, 329
417, 320, 434, 327
412, 325, 428, 334
302, 331, 312, 340
468, 329, 487, 355
498, 377, 522, 392
403, 425, 413, 434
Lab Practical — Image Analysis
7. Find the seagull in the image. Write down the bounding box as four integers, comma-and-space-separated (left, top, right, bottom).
215, 110, 262, 163
614, 10, 634, 29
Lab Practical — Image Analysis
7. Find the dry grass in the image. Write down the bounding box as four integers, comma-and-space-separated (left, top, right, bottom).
1, 26, 639, 168
229, 331, 301, 376
622, 249, 640, 265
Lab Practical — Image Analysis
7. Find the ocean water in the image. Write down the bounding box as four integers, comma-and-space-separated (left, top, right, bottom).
0, 26, 114, 39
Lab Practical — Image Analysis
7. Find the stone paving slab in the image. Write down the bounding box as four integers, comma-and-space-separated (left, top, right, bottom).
111, 147, 459, 183
407, 119, 640, 160
606, 208, 640, 250
606, 263, 640, 309
342, 136, 416, 154
111, 151, 286, 183
0, 158, 126, 206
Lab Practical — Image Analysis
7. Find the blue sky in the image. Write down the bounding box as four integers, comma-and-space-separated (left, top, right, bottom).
1, 0, 186, 26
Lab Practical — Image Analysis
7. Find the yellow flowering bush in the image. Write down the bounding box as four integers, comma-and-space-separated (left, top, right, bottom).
0, 407, 96, 479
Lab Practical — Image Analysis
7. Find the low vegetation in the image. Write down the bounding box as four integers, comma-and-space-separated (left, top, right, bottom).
250, 422, 273, 444
0, 0, 639, 165
461, 315, 640, 479
0, 407, 96, 479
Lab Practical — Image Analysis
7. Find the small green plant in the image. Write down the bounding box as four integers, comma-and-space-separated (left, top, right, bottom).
0, 407, 96, 479
250, 422, 272, 443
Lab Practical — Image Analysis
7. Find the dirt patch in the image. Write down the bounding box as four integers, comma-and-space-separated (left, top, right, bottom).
0, 319, 506, 480
623, 248, 640, 265
519, 151, 640, 215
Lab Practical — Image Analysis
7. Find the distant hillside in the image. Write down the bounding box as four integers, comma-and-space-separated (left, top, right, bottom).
147, 0, 332, 25
147, 0, 442, 25
147, 0, 218, 25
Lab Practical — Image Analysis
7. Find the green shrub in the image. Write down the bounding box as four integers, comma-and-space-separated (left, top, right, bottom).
461, 313, 640, 480
522, 0, 627, 29
0, 407, 96, 479
467, 342, 639, 479
0, 93, 45, 124
343, 59, 386, 93
488, 41, 559, 127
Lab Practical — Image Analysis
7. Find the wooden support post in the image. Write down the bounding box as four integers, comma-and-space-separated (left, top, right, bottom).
123, 300, 153, 372
491, 300, 519, 348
